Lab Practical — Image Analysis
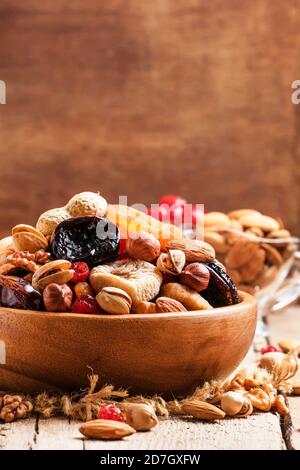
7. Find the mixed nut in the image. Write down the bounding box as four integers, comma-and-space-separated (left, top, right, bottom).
0, 192, 241, 314
204, 209, 296, 295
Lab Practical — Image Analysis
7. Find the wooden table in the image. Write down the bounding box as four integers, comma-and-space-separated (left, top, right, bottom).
0, 305, 299, 450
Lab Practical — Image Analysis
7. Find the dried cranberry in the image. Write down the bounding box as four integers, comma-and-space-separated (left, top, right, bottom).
98, 404, 123, 422
261, 345, 281, 355
71, 262, 90, 283
71, 295, 101, 314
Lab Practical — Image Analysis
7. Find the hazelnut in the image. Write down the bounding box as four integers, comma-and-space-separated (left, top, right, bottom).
179, 263, 210, 291
126, 232, 160, 262
96, 286, 132, 314
43, 283, 73, 312
157, 249, 185, 275
155, 297, 187, 313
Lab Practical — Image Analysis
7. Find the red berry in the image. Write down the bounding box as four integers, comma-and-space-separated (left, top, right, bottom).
159, 194, 187, 207
71, 295, 101, 314
71, 262, 90, 283
118, 238, 127, 256
261, 345, 280, 355
148, 205, 169, 223
98, 404, 123, 422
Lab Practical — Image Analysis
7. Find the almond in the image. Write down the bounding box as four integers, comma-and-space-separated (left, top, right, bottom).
204, 212, 231, 228
182, 400, 225, 420
228, 209, 261, 220
225, 240, 259, 269
261, 244, 283, 267
239, 247, 266, 283
155, 297, 187, 313
277, 339, 300, 353
204, 231, 229, 254
79, 419, 136, 440
240, 214, 280, 232
291, 380, 300, 396
166, 239, 215, 263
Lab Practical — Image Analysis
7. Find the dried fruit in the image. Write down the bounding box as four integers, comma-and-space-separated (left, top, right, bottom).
43, 283, 73, 312
51, 216, 120, 267
221, 391, 253, 417
90, 259, 162, 303
182, 400, 225, 420
160, 282, 212, 310
132, 300, 157, 314
159, 194, 187, 207
79, 419, 136, 440
98, 404, 123, 422
156, 250, 185, 275
107, 204, 182, 249
201, 261, 240, 307
74, 282, 94, 298
66, 192, 107, 218
179, 263, 210, 291
71, 295, 101, 314
166, 239, 215, 263
71, 262, 90, 283
32, 260, 74, 292
155, 297, 187, 313
123, 403, 158, 431
261, 345, 281, 355
125, 232, 160, 262
96, 287, 132, 314
0, 275, 42, 310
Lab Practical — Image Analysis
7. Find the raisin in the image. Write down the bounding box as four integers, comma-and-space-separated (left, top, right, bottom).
201, 261, 240, 307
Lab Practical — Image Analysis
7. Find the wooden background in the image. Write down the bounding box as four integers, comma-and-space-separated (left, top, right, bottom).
0, 0, 299, 237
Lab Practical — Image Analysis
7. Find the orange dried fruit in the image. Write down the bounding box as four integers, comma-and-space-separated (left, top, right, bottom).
107, 205, 182, 248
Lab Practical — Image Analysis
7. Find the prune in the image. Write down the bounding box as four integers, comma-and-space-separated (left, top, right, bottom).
201, 261, 240, 307
51, 216, 120, 267
0, 275, 42, 310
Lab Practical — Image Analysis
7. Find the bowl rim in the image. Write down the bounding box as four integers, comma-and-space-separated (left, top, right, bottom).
0, 291, 256, 321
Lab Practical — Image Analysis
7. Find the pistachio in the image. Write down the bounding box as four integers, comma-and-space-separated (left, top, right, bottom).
32, 259, 74, 292
179, 263, 210, 291
123, 403, 158, 431
221, 391, 253, 417
126, 232, 161, 262
156, 249, 185, 275
96, 286, 132, 314
12, 224, 49, 253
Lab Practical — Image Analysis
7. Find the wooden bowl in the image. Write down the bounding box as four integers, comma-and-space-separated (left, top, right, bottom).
0, 292, 256, 396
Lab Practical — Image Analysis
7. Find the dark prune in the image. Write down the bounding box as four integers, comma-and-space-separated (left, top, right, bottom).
0, 275, 42, 310
201, 261, 240, 307
51, 216, 120, 267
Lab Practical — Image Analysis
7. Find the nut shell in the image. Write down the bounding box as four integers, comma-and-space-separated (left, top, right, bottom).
12, 225, 48, 253
179, 263, 210, 291
43, 283, 73, 312
157, 249, 185, 275
32, 259, 74, 292
155, 296, 187, 313
126, 232, 160, 262
96, 286, 132, 314
66, 192, 107, 217
36, 207, 70, 238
